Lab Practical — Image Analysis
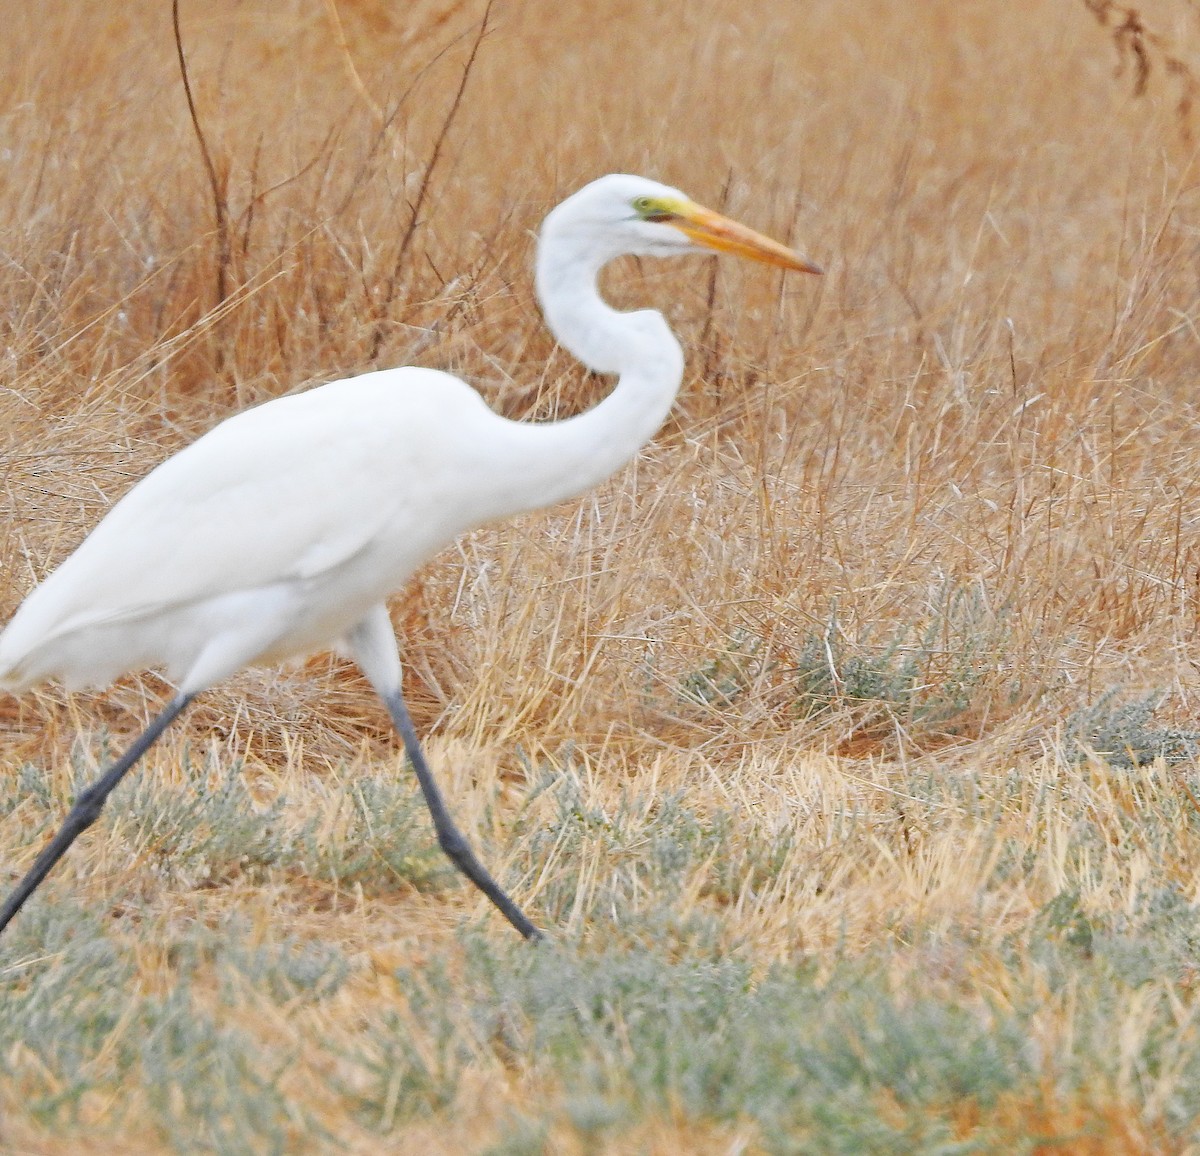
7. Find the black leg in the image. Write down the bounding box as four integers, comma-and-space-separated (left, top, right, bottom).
0, 692, 194, 935
381, 688, 542, 942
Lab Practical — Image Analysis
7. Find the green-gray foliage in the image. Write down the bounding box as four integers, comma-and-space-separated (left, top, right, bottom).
674, 586, 1014, 745
5, 775, 1200, 1151
345, 885, 1200, 1151
791, 588, 1006, 734
4, 744, 452, 895
677, 628, 763, 707
1065, 689, 1200, 767
288, 773, 449, 893
353, 941, 1031, 1153
0, 905, 353, 1153
118, 753, 291, 885
514, 766, 796, 943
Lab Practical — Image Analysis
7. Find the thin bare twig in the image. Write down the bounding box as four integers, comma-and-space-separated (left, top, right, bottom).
172, 0, 232, 308
322, 0, 385, 126
1079, 0, 1200, 137
699, 167, 734, 392
369, 0, 495, 361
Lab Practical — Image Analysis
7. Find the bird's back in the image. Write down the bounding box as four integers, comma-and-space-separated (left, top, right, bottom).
0, 367, 513, 693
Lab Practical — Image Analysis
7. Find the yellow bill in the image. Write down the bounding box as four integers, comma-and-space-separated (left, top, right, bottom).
653, 198, 823, 274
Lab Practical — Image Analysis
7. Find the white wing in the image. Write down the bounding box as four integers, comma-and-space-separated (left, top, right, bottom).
0, 367, 497, 681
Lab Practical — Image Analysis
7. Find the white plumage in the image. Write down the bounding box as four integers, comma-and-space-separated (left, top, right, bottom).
0, 173, 820, 939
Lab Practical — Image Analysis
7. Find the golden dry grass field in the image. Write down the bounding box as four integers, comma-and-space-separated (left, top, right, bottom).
5, 0, 1200, 1151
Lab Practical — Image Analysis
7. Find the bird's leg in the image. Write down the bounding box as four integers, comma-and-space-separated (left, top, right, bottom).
380, 688, 542, 942
345, 605, 541, 940
0, 692, 194, 935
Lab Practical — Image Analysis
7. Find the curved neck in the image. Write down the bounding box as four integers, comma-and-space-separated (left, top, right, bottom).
490, 236, 683, 511
536, 227, 639, 376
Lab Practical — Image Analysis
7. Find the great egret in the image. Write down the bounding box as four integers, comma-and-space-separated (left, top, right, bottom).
0, 173, 821, 941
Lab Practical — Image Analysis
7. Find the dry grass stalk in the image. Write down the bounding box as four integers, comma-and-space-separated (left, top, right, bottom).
3, 0, 1200, 1150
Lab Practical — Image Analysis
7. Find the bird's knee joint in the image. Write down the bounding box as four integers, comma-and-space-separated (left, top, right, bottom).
71, 786, 107, 829
436, 827, 470, 861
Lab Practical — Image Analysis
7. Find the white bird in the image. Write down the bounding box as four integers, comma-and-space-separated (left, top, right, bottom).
0, 173, 821, 940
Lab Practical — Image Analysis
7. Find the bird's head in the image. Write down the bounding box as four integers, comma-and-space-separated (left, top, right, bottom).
540, 173, 823, 275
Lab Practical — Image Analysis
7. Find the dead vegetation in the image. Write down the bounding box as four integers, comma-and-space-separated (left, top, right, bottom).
4, 0, 1200, 1151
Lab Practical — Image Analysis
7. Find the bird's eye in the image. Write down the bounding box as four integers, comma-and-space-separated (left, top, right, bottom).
633, 195, 674, 222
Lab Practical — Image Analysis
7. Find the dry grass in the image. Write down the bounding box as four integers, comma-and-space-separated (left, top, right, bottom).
4, 0, 1200, 1151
